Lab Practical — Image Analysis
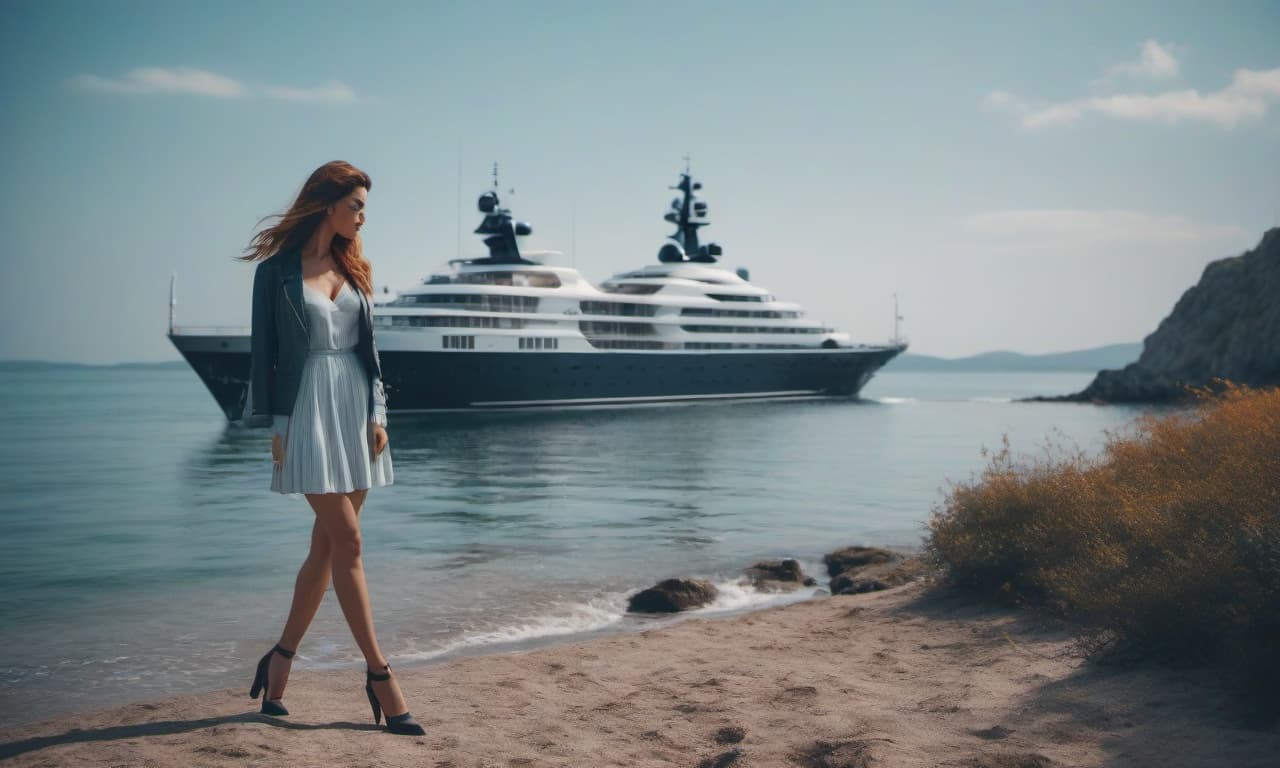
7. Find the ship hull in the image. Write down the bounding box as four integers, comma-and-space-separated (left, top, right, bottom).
169, 334, 252, 421
170, 334, 903, 418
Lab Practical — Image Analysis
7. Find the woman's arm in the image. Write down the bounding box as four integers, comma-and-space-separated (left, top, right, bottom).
369, 335, 387, 427
367, 330, 388, 459
246, 259, 277, 427
361, 285, 388, 428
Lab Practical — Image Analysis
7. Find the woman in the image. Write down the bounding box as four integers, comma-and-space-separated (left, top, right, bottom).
239, 160, 424, 736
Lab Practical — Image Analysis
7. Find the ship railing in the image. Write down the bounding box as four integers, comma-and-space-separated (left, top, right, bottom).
169, 325, 250, 336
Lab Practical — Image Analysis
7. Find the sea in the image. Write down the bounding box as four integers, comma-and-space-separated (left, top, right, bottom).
0, 364, 1149, 726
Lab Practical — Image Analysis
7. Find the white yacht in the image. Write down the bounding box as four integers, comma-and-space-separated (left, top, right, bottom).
170, 171, 906, 415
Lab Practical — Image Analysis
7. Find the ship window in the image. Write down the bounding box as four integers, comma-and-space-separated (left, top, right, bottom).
706, 293, 769, 303
387, 315, 526, 329
443, 335, 475, 349
579, 321, 657, 336
520, 272, 561, 288
391, 294, 539, 312
684, 342, 813, 350
519, 337, 559, 350
579, 301, 658, 317
586, 339, 672, 350
680, 308, 797, 319
681, 324, 826, 334
455, 271, 561, 288
600, 282, 663, 295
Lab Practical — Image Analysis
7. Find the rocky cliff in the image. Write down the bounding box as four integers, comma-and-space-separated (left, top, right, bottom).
1061, 227, 1280, 403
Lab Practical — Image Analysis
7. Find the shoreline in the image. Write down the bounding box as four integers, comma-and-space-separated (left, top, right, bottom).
0, 555, 849, 730
3, 582, 1275, 767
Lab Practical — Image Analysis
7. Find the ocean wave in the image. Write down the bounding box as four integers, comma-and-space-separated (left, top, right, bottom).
395, 573, 822, 662
397, 594, 631, 661
687, 577, 820, 615
876, 395, 1018, 404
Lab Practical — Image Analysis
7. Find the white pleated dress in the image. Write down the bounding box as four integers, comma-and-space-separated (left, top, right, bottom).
270, 282, 394, 495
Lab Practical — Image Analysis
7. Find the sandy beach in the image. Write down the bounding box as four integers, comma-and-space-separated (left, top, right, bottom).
2, 581, 1276, 768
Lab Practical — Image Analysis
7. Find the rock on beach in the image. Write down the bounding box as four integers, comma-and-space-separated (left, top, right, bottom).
743, 559, 818, 591
627, 578, 720, 613
822, 546, 924, 596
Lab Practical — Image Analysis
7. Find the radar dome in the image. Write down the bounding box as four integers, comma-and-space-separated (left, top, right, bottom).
657, 242, 685, 263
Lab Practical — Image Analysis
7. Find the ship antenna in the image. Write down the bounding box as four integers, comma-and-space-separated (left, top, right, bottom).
456, 150, 463, 261
891, 293, 906, 346
169, 273, 176, 334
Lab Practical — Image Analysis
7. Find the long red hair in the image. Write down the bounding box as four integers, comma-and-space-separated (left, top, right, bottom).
240, 161, 375, 296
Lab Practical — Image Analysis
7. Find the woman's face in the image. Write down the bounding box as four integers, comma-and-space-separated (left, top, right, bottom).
328, 187, 368, 240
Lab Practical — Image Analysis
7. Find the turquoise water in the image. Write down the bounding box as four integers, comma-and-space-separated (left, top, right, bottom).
0, 365, 1146, 726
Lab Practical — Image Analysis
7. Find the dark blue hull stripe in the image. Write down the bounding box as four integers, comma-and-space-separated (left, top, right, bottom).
169, 339, 902, 419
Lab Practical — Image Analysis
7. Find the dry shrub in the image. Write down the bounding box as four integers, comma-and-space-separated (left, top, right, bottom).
926, 384, 1280, 704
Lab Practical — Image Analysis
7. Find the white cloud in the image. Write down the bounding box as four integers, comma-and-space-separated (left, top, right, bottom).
1109, 40, 1179, 79
71, 67, 245, 98
72, 68, 363, 105
262, 80, 360, 104
965, 209, 1246, 244
1022, 102, 1085, 128
987, 66, 1280, 129
1231, 67, 1280, 97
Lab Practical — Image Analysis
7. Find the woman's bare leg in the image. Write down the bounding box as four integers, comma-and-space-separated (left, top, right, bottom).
266, 516, 333, 701
307, 488, 410, 718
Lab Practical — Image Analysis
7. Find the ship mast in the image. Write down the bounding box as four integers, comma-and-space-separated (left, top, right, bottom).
658, 164, 722, 263
471, 163, 534, 264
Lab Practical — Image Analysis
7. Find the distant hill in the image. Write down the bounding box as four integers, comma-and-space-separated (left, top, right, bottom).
1050, 227, 1280, 403
0, 359, 188, 371
886, 343, 1142, 372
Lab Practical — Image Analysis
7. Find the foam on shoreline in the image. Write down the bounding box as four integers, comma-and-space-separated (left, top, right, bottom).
393, 573, 825, 663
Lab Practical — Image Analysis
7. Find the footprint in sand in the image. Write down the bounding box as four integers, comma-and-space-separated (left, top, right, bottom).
965, 752, 1053, 768
790, 739, 877, 768
971, 724, 1012, 740
775, 685, 819, 703
697, 747, 744, 768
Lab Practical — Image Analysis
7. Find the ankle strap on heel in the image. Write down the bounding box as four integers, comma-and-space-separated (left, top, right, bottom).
273, 644, 296, 659
367, 662, 392, 681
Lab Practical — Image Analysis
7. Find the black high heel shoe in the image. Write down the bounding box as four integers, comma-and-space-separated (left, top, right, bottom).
365, 662, 426, 735
249, 643, 296, 716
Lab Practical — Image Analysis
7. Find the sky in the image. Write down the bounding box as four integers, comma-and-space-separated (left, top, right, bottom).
1, 0, 1277, 363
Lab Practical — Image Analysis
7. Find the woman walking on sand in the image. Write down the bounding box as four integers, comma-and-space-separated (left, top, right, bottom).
239, 160, 425, 736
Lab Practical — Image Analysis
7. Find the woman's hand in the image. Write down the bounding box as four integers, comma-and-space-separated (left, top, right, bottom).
369, 423, 388, 460
271, 434, 285, 467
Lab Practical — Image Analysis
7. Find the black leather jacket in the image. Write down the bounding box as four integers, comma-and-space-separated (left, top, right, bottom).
243, 247, 387, 427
